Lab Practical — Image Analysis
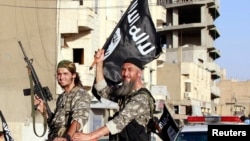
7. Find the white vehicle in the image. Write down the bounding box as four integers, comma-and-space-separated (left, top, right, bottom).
173, 116, 245, 141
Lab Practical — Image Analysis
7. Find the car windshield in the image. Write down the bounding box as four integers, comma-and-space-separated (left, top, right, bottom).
175, 131, 207, 141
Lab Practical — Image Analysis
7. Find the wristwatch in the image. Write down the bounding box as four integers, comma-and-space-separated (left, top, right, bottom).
63, 134, 71, 141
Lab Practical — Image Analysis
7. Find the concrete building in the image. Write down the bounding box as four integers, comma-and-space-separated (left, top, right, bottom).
0, 0, 166, 140
216, 70, 250, 117
0, 1, 57, 140
157, 0, 221, 125
0, 0, 225, 140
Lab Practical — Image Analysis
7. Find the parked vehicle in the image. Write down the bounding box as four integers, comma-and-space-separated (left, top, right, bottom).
174, 116, 246, 141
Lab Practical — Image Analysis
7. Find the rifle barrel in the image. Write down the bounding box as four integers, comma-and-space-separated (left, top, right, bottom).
18, 41, 53, 120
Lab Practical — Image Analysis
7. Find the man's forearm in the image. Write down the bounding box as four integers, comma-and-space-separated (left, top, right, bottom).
67, 120, 80, 138
96, 62, 104, 83
89, 125, 110, 140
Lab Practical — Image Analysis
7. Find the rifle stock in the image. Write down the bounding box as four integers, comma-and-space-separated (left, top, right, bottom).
18, 41, 53, 120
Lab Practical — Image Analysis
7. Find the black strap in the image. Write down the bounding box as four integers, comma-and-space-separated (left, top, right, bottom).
137, 88, 155, 118
119, 119, 151, 141
123, 88, 155, 118
118, 88, 155, 141
62, 134, 71, 141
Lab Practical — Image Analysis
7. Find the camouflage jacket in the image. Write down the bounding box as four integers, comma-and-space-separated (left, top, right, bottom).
50, 86, 91, 133
94, 80, 155, 135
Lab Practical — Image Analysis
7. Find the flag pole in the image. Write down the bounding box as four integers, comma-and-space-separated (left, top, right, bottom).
89, 0, 138, 70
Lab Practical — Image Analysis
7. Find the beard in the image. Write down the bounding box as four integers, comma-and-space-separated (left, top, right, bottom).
115, 80, 135, 96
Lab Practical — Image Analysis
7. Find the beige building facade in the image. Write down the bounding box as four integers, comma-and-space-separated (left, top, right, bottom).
216, 70, 250, 117
157, 0, 221, 125
0, 0, 166, 140
0, 0, 225, 140
0, 0, 57, 140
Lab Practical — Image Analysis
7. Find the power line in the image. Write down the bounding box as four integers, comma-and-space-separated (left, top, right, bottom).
0, 2, 160, 10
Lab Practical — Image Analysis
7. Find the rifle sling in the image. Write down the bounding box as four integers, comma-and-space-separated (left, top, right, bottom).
28, 68, 47, 137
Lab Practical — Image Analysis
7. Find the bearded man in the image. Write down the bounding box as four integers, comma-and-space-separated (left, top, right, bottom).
72, 49, 155, 141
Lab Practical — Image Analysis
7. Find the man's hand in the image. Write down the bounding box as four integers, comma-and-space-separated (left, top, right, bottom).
72, 133, 97, 141
94, 49, 105, 64
34, 95, 45, 113
53, 137, 67, 141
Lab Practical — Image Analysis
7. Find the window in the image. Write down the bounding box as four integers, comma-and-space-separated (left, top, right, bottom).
79, 0, 83, 5
185, 82, 191, 92
73, 48, 84, 64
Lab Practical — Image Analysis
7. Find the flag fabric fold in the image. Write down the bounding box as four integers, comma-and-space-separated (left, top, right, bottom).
0, 110, 14, 141
92, 0, 162, 100
157, 104, 179, 141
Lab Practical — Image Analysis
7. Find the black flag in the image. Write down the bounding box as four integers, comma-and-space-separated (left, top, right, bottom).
92, 0, 162, 100
157, 104, 179, 141
0, 110, 14, 141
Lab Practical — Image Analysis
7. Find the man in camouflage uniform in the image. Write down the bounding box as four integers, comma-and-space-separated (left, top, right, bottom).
35, 60, 92, 141
72, 49, 155, 141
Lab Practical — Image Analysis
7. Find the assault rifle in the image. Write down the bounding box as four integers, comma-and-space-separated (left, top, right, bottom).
18, 41, 53, 120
